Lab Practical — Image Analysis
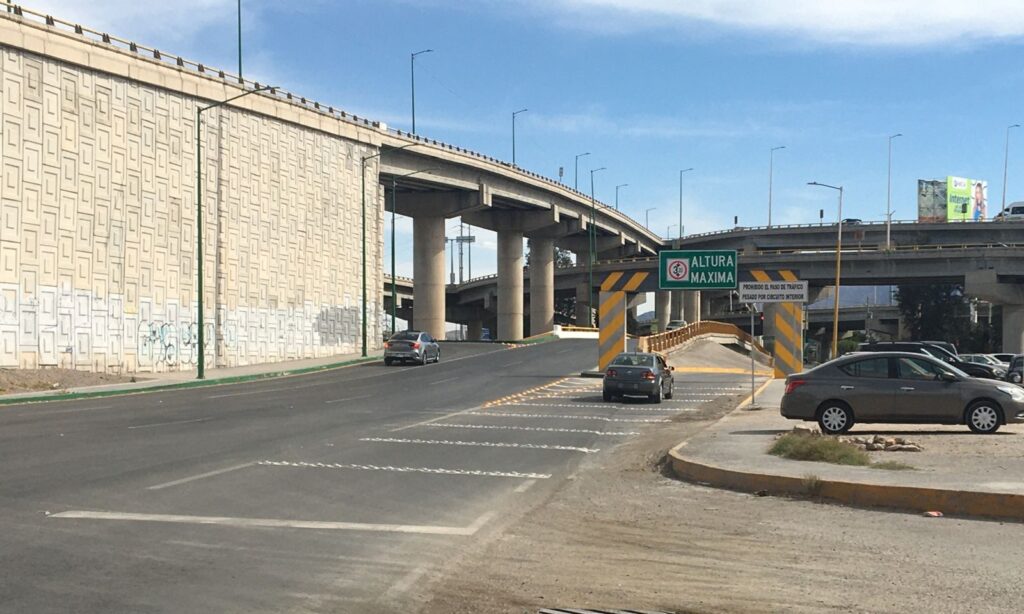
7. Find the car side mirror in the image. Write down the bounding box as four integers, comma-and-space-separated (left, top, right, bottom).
669, 366, 675, 371
939, 372, 957, 383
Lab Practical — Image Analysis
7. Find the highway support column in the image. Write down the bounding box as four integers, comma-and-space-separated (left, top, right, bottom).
497, 229, 525, 341
654, 291, 671, 333
528, 237, 555, 336
684, 291, 701, 323
965, 270, 1024, 354
670, 290, 684, 322
412, 216, 446, 340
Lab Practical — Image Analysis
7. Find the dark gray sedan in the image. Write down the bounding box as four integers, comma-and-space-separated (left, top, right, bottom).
383, 331, 440, 366
781, 352, 1024, 434
603, 352, 674, 403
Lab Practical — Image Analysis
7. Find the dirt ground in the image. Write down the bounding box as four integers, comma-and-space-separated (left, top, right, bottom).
0, 368, 137, 395
414, 394, 1024, 614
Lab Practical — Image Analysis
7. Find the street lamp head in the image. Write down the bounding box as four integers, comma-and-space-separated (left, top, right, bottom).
680, 167, 694, 174
513, 108, 528, 116
771, 145, 786, 152
1011, 124, 1021, 129
616, 183, 629, 189
412, 49, 433, 58
890, 132, 903, 139
592, 166, 607, 174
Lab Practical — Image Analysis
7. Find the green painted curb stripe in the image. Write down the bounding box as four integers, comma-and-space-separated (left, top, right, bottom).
0, 356, 382, 406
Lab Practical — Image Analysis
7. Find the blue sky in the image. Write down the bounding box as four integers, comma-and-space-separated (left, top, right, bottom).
31, 0, 1024, 284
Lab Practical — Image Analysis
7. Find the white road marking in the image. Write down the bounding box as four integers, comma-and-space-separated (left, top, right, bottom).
50, 509, 497, 536
429, 376, 460, 386
555, 349, 574, 354
465, 411, 669, 423
390, 405, 485, 433
426, 423, 638, 436
146, 462, 255, 491
207, 388, 287, 399
127, 417, 211, 430
325, 395, 371, 404
257, 460, 551, 480
514, 479, 537, 493
503, 360, 524, 366
383, 565, 431, 600
359, 437, 599, 453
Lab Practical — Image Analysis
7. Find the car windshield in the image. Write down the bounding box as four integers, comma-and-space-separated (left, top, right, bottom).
390, 331, 421, 341
611, 354, 654, 367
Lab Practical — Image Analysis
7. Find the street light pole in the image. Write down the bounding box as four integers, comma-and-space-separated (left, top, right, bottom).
678, 168, 693, 240
195, 85, 274, 379
574, 152, 590, 191
885, 133, 902, 250
1002, 124, 1020, 214
808, 181, 844, 359
237, 0, 243, 81
362, 143, 418, 357
768, 146, 784, 228
389, 167, 434, 335
512, 108, 528, 166
588, 166, 606, 327
645, 207, 656, 230
615, 183, 628, 210
667, 223, 677, 239
410, 49, 433, 135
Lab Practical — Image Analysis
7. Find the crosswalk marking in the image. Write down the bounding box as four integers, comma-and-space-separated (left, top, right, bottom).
426, 424, 639, 436
465, 411, 669, 423
256, 460, 551, 480
359, 437, 599, 454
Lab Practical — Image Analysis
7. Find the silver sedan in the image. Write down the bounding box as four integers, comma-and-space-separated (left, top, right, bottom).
384, 331, 440, 366
781, 352, 1024, 434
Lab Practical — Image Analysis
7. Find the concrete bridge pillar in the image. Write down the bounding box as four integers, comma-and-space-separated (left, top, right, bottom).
670, 291, 684, 322
412, 215, 446, 339
685, 291, 702, 323
764, 302, 804, 376
699, 292, 712, 321
528, 237, 555, 336
1004, 306, 1024, 354
965, 270, 1024, 353
655, 291, 671, 333
497, 230, 525, 341
467, 319, 483, 341
576, 282, 592, 327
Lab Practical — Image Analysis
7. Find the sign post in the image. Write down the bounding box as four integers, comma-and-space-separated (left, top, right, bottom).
738, 279, 808, 408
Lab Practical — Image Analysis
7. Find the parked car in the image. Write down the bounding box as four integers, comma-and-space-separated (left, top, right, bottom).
842, 218, 863, 225
665, 320, 688, 331
781, 352, 1024, 434
857, 341, 1000, 379
919, 340, 958, 356
383, 331, 440, 366
1007, 355, 1024, 384
962, 353, 1009, 371
991, 353, 1016, 364
603, 352, 674, 403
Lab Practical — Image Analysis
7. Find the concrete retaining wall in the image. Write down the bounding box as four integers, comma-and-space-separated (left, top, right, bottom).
0, 14, 383, 371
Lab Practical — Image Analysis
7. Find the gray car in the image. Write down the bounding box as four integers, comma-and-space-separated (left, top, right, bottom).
781, 352, 1024, 434
383, 331, 440, 366
603, 352, 674, 403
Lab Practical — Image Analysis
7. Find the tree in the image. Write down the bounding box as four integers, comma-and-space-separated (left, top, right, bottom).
525, 245, 575, 269
895, 284, 998, 352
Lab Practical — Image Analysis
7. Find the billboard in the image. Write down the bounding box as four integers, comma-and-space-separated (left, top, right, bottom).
917, 176, 987, 222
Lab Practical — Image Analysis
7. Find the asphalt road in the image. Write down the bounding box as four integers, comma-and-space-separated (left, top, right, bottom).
0, 339, 655, 613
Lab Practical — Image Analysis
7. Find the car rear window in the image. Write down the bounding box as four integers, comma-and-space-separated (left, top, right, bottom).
390, 331, 420, 341
611, 354, 654, 367
840, 357, 889, 378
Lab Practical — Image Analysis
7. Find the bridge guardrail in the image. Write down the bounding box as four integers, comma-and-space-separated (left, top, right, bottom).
638, 321, 770, 357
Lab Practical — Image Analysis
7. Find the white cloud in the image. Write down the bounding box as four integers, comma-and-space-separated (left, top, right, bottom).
539, 0, 1024, 46
22, 0, 236, 45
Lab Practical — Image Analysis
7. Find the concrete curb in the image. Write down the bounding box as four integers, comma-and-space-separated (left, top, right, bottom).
667, 389, 1024, 522
0, 355, 382, 406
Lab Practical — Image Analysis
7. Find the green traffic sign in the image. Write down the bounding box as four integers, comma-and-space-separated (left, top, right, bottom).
659, 250, 738, 290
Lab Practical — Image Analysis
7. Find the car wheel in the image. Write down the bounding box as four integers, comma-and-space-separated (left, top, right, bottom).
1010, 373, 1022, 384
664, 382, 673, 399
384, 358, 392, 367
434, 349, 441, 363
817, 401, 854, 434
420, 352, 428, 366
649, 386, 662, 404
603, 391, 613, 402
965, 401, 1003, 434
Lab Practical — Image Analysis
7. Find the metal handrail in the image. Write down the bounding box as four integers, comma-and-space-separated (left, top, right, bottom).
637, 320, 769, 355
